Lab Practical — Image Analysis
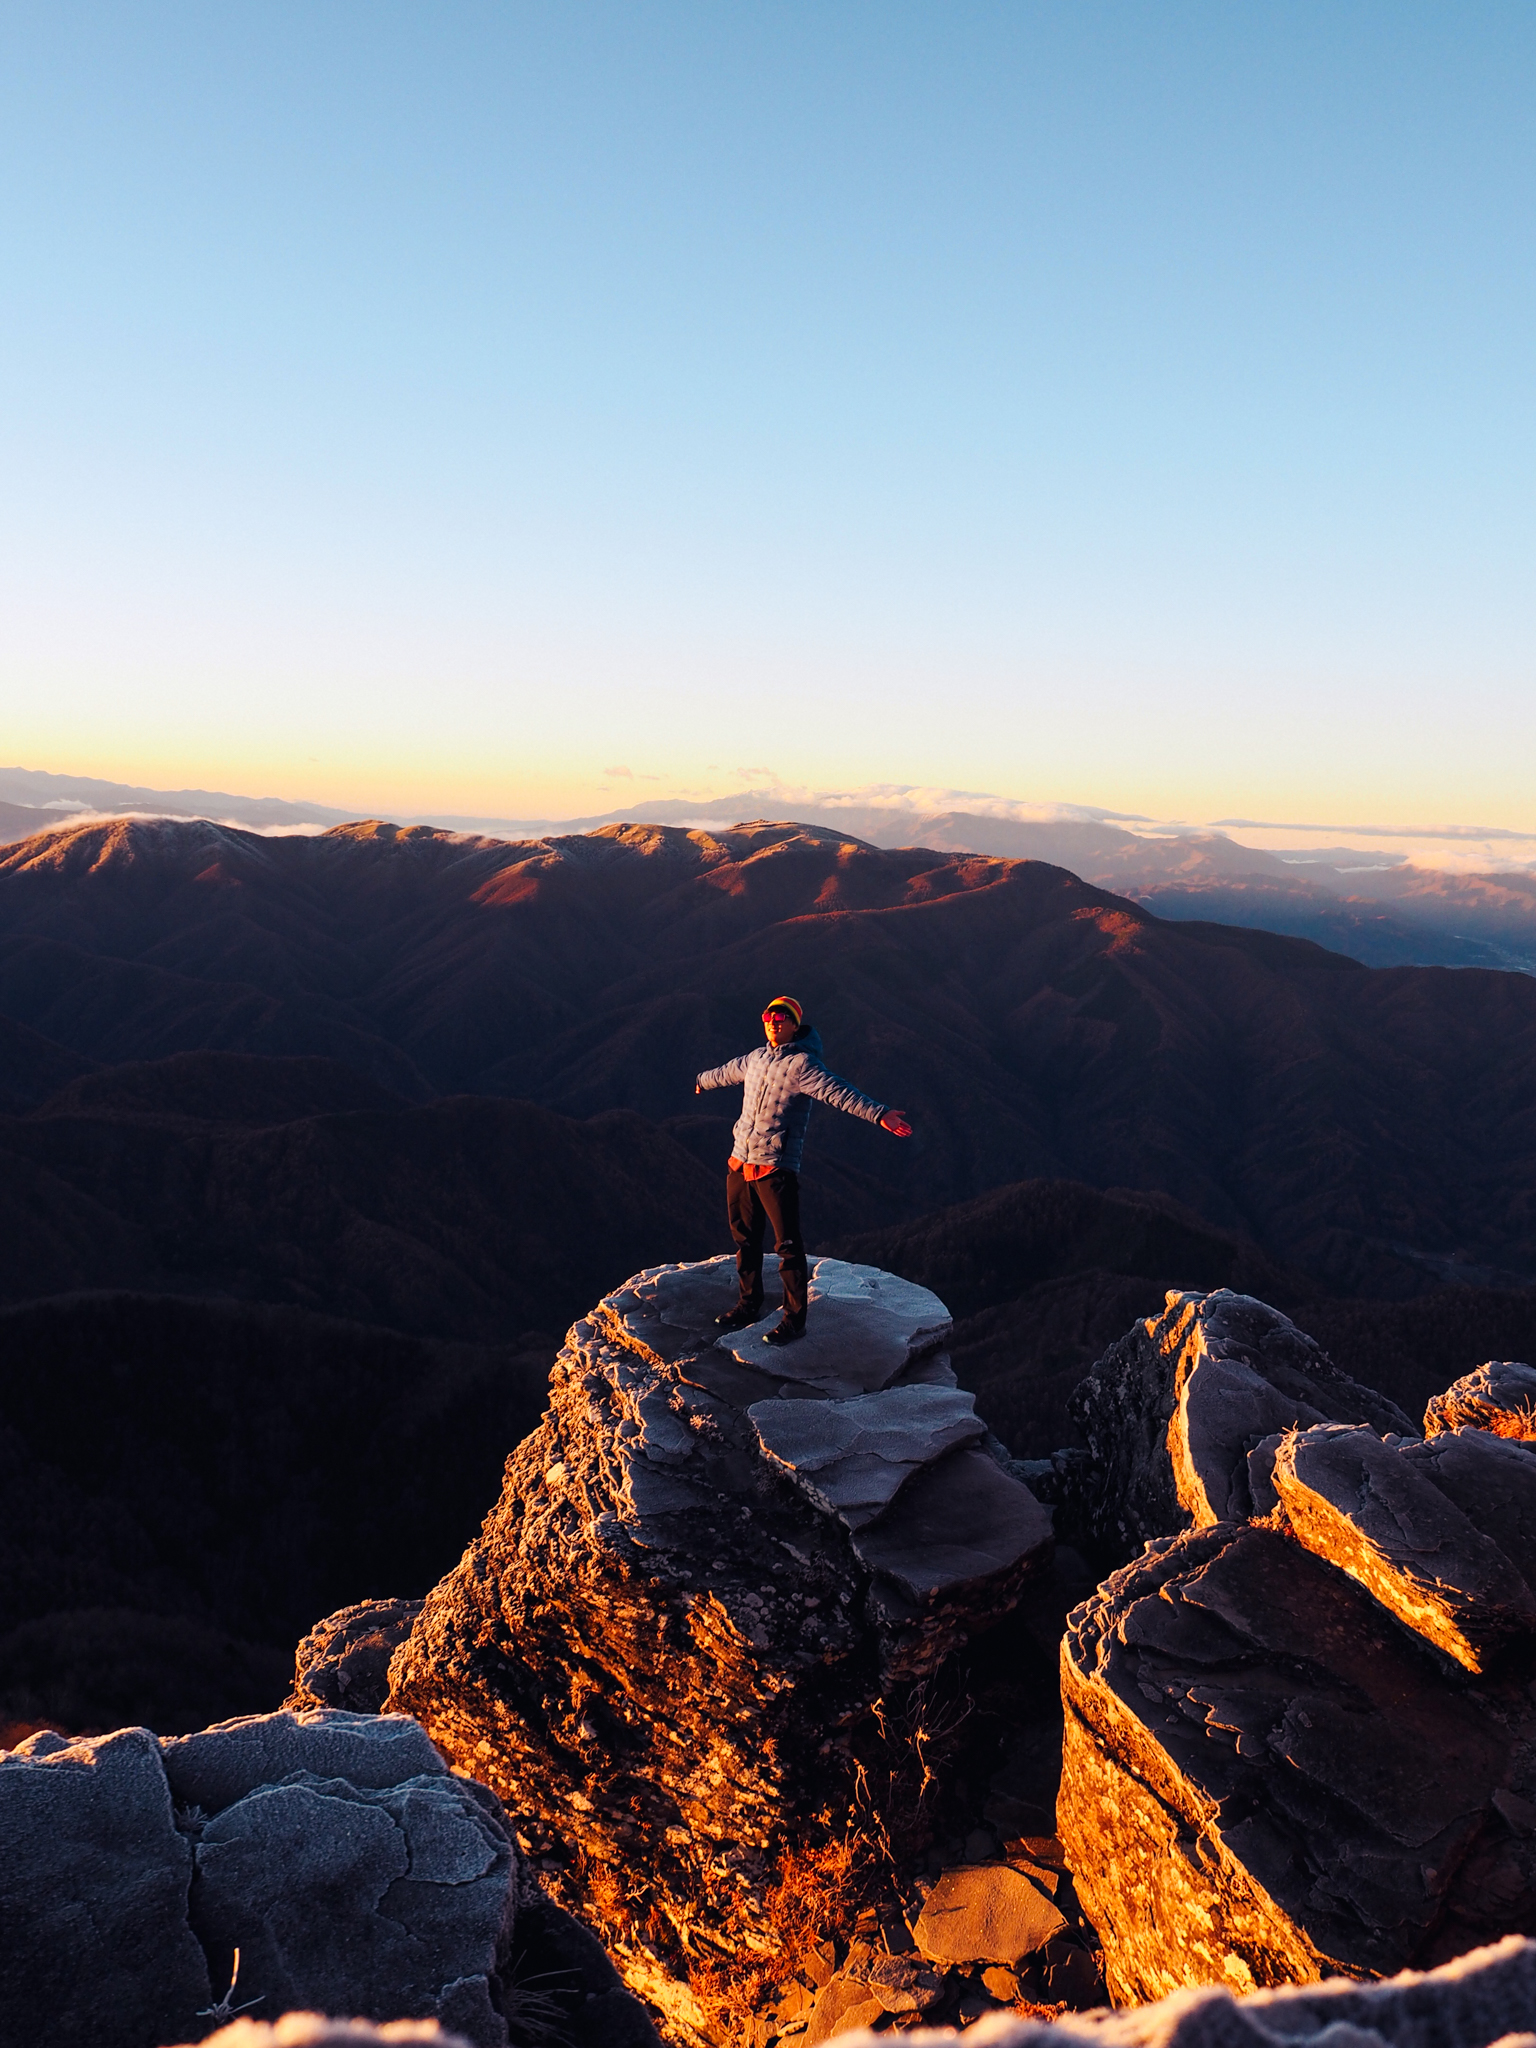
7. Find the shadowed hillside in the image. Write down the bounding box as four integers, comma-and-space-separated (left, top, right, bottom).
0, 1294, 561, 1737
4, 815, 1536, 1292
835, 1181, 1536, 1457
0, 1050, 722, 1335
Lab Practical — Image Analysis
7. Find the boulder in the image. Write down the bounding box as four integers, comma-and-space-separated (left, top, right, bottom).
0, 1725, 210, 2048
0, 1707, 651, 2048
1426, 1360, 1536, 1440
827, 1932, 1536, 2047
384, 1255, 1054, 2036
1068, 1290, 1413, 1557
1270, 1423, 1536, 1672
287, 1599, 424, 1713
1058, 1515, 1536, 2004
1056, 1302, 1536, 2009
1401, 1426, 1536, 1588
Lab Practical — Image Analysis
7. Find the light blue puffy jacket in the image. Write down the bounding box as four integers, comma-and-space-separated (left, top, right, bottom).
695, 1024, 888, 1173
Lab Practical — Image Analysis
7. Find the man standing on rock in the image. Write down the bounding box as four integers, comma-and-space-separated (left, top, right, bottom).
695, 996, 912, 1346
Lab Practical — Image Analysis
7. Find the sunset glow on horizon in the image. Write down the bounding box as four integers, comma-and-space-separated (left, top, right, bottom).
4, 4, 1535, 833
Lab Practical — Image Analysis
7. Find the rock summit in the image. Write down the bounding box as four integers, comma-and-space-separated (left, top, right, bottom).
385, 1255, 1055, 2037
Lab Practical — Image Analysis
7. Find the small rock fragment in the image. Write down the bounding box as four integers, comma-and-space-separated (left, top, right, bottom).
911, 1864, 1067, 1966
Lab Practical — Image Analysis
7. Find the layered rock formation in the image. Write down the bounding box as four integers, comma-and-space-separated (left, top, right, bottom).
0, 1706, 654, 2048
384, 1255, 1059, 2038
1058, 1293, 1536, 2007
1067, 1289, 1413, 1557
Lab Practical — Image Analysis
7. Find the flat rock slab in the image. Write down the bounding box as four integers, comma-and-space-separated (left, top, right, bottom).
749, 1384, 985, 1528
1272, 1423, 1536, 1672
803, 1976, 887, 2043
854, 1953, 945, 2014
1426, 1360, 1536, 1440
911, 1863, 1067, 1965
717, 1259, 952, 1397
851, 1443, 1054, 1601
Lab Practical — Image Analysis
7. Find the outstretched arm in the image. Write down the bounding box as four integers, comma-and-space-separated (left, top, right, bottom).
695, 1052, 751, 1095
794, 1059, 911, 1134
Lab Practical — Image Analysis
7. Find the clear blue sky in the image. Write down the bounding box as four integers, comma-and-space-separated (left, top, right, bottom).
3, 3, 1534, 824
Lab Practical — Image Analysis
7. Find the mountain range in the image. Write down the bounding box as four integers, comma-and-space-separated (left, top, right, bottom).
5, 767, 1535, 974
5, 812, 1536, 1287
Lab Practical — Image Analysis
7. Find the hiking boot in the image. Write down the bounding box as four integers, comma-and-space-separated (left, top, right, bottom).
714, 1302, 763, 1333
763, 1318, 806, 1347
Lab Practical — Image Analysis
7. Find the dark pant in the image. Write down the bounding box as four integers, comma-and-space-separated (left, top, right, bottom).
726, 1165, 808, 1327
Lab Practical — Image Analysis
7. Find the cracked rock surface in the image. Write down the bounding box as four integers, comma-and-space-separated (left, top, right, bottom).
384, 1255, 1054, 2040
0, 1706, 653, 2048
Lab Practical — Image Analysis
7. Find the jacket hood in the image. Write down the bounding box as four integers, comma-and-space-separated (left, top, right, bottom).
785, 1023, 822, 1056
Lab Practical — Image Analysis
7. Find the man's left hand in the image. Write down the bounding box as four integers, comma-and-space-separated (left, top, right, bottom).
880, 1110, 913, 1137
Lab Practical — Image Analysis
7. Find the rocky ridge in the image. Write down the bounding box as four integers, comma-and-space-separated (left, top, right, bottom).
384, 1255, 1068, 2041
1065, 1289, 1413, 1558
1059, 1298, 1536, 2005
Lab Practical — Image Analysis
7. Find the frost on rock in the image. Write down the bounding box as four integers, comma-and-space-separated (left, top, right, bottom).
0, 1709, 515, 2048
829, 1934, 1536, 2047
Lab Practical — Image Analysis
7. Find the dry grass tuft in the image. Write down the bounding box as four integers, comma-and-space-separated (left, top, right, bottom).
689, 1832, 866, 2033
1491, 1398, 1536, 1440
